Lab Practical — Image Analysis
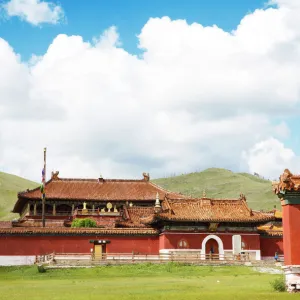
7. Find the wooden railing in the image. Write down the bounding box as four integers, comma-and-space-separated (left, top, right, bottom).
36, 252, 284, 265
100, 253, 248, 262
35, 253, 55, 264
53, 252, 251, 263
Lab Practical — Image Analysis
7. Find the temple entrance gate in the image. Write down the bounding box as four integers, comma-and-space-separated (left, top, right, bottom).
200, 234, 224, 260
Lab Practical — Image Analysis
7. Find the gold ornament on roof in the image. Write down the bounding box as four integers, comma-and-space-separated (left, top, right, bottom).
107, 202, 112, 212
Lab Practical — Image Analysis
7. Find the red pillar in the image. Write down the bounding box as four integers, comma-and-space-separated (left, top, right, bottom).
282, 204, 300, 266
274, 169, 300, 292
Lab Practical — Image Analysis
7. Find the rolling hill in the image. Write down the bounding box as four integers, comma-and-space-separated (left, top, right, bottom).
152, 168, 279, 211
0, 168, 278, 220
0, 172, 38, 221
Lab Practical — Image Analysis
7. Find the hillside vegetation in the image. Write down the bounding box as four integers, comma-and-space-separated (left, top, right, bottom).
0, 172, 38, 220
153, 168, 278, 211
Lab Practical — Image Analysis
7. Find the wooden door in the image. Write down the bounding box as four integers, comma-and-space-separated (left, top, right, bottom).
205, 239, 219, 259
94, 245, 103, 260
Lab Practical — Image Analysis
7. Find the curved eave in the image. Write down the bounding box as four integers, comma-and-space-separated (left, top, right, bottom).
258, 231, 283, 237
13, 180, 50, 213
12, 196, 32, 214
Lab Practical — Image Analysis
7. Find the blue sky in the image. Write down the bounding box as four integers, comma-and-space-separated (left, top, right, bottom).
1, 0, 266, 60
1, 0, 300, 180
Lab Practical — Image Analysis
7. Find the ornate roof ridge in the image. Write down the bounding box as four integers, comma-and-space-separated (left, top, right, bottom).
148, 181, 188, 198
53, 178, 146, 182
166, 198, 247, 203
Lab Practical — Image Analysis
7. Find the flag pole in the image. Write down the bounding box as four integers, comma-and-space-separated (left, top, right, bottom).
42, 147, 47, 228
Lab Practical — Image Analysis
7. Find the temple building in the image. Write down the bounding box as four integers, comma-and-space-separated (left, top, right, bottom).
0, 171, 283, 265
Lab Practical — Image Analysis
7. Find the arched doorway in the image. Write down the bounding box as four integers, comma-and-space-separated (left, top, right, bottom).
200, 235, 224, 260
205, 239, 219, 257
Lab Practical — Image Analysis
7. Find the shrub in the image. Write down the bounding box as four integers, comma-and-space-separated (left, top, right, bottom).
37, 264, 46, 273
71, 218, 97, 228
82, 218, 97, 227
270, 277, 286, 292
71, 218, 81, 228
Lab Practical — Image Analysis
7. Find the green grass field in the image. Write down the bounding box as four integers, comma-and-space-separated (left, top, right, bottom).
0, 264, 296, 300
153, 168, 278, 210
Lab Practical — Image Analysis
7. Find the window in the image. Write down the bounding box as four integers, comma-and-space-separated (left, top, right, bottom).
177, 239, 189, 249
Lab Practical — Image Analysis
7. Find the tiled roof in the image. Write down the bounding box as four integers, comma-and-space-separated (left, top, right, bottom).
0, 221, 12, 228
0, 227, 158, 236
157, 197, 275, 223
13, 219, 66, 228
257, 222, 283, 237
273, 169, 300, 194
13, 172, 186, 213
117, 207, 155, 228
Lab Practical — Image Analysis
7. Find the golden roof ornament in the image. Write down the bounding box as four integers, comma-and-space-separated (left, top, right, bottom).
155, 192, 161, 208
202, 189, 206, 198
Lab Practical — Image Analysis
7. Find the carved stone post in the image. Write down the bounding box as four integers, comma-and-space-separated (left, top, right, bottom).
34, 202, 37, 216
53, 203, 56, 216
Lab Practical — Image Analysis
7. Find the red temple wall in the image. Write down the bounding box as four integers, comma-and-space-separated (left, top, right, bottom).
0, 232, 267, 257
0, 235, 159, 256
159, 232, 260, 250
260, 236, 283, 257
241, 234, 261, 250
283, 204, 300, 265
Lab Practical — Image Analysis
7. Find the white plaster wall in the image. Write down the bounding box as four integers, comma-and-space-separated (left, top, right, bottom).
0, 256, 36, 266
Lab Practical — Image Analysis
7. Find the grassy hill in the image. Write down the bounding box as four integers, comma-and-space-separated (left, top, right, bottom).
153, 168, 278, 211
0, 172, 38, 221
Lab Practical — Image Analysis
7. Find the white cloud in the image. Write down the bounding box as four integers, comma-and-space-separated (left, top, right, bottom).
243, 138, 300, 179
268, 0, 300, 9
1, 1, 300, 182
274, 121, 290, 139
2, 0, 64, 25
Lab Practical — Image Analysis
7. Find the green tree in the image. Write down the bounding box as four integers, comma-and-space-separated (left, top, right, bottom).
71, 218, 97, 228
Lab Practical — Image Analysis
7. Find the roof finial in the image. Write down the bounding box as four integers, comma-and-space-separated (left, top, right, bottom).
155, 192, 161, 208
143, 172, 150, 181
51, 171, 59, 180
203, 189, 206, 198
239, 193, 246, 201
154, 192, 162, 213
